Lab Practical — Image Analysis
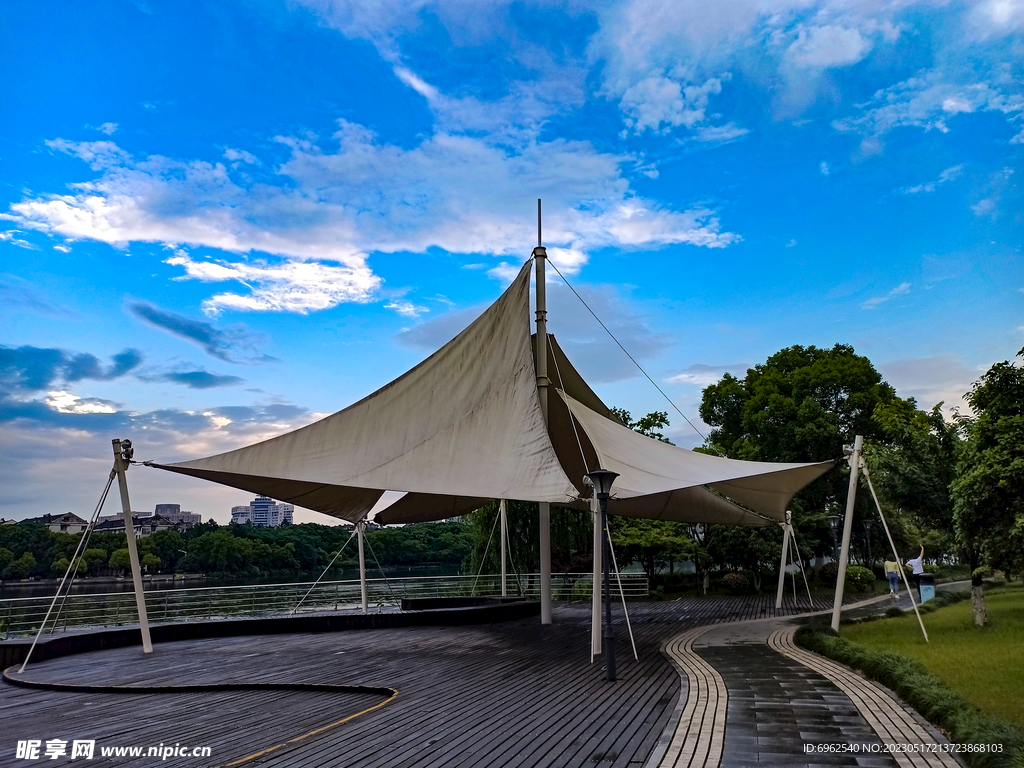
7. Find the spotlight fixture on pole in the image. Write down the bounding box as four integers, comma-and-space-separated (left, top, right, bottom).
827, 514, 842, 562
587, 468, 619, 682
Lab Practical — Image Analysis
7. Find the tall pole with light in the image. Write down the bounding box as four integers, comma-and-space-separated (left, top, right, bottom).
827, 513, 842, 562
587, 468, 619, 682
534, 199, 552, 625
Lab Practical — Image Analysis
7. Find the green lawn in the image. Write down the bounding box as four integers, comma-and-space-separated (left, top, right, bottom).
842, 586, 1024, 727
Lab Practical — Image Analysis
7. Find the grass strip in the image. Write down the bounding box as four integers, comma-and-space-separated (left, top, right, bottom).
795, 600, 1024, 768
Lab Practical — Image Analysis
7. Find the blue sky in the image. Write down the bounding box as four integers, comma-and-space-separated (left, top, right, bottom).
1, 0, 1021, 523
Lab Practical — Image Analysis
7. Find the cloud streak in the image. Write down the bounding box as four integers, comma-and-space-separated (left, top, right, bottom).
862, 282, 911, 309
0, 345, 143, 393
127, 302, 274, 363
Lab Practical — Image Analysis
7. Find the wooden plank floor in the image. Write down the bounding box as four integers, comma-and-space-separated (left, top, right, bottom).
0, 594, 860, 768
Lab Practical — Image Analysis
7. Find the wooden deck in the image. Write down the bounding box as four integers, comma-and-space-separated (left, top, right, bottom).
1, 594, 859, 768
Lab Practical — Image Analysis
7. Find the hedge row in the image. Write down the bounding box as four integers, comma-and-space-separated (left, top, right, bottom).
794, 615, 1024, 768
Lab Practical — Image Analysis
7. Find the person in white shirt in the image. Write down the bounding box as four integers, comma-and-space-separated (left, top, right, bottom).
906, 545, 925, 589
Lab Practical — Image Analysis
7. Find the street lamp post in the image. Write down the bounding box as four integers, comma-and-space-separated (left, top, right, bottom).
827, 514, 842, 562
587, 468, 619, 682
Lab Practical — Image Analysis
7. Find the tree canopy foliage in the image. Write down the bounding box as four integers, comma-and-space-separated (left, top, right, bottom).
952, 347, 1024, 579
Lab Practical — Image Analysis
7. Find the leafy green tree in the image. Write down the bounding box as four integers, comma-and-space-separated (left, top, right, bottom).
609, 517, 692, 581
141, 553, 161, 571
869, 399, 959, 562
610, 408, 672, 444
4, 552, 38, 579
83, 548, 108, 575
51, 556, 72, 575
951, 347, 1024, 625
699, 344, 908, 564
108, 548, 132, 575
0, 547, 13, 570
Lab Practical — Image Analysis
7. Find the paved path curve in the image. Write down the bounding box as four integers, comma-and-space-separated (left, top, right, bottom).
646, 626, 727, 768
769, 627, 960, 768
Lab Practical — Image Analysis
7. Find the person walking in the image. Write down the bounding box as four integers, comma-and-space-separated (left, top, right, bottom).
884, 558, 901, 598
906, 545, 925, 595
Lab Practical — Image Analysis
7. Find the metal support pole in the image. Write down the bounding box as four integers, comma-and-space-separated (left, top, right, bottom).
500, 500, 507, 597
591, 494, 602, 659
534, 199, 552, 625
831, 434, 863, 632
357, 520, 368, 614
111, 439, 152, 654
775, 512, 792, 609
600, 493, 616, 682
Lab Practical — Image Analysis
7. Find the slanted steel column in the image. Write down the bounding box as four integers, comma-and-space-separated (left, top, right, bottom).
357, 520, 368, 614
111, 439, 152, 654
534, 199, 552, 625
775, 513, 792, 610
831, 435, 863, 631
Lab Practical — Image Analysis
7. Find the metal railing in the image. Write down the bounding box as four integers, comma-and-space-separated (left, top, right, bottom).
0, 572, 647, 639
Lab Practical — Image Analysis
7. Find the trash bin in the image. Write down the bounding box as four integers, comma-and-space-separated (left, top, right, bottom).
918, 573, 936, 603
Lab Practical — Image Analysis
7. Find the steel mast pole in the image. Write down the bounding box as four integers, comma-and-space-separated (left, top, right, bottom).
111, 439, 153, 654
357, 519, 368, 614
831, 434, 863, 631
534, 199, 552, 625
500, 499, 508, 597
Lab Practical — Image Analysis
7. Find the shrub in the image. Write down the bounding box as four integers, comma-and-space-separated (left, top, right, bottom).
571, 579, 593, 601
795, 625, 1024, 768
722, 572, 751, 594
818, 561, 840, 586
845, 565, 875, 593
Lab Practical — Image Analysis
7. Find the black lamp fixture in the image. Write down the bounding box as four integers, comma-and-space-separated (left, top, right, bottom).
827, 514, 842, 561
586, 468, 619, 682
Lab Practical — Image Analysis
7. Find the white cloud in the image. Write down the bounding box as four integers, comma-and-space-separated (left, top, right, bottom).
820, 161, 830, 175
10, 129, 738, 315
971, 196, 998, 217
384, 298, 428, 318
97, 122, 119, 135
862, 281, 911, 309
833, 71, 1024, 138
620, 75, 725, 134
666, 363, 748, 386
900, 164, 964, 194
1011, 127, 1024, 144
0, 230, 38, 250
786, 238, 798, 247
691, 123, 749, 144
166, 253, 381, 315
44, 390, 118, 414
223, 148, 259, 165
785, 25, 872, 69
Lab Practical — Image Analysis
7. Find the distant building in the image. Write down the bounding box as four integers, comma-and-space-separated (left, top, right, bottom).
231, 496, 293, 527
94, 514, 178, 538
19, 513, 89, 534
145, 504, 201, 529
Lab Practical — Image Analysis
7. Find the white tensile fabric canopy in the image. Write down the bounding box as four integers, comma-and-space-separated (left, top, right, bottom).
152, 260, 835, 526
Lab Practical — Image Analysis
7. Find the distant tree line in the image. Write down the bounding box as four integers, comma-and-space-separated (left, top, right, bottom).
0, 520, 473, 581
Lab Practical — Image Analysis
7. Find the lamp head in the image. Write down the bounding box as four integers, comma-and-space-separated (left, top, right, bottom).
827, 514, 842, 532
586, 468, 619, 497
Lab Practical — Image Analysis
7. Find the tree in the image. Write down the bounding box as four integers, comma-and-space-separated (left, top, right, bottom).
610, 408, 671, 444
868, 399, 960, 565
141, 553, 161, 572
699, 344, 908, 563
108, 548, 132, 575
609, 517, 692, 581
83, 548, 108, 575
951, 347, 1024, 626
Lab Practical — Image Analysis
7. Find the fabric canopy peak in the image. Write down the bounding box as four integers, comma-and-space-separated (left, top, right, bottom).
150, 256, 837, 527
